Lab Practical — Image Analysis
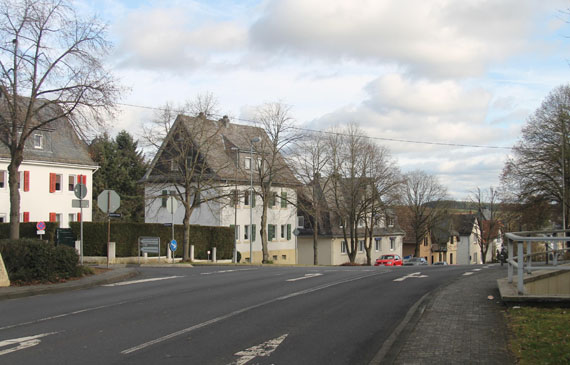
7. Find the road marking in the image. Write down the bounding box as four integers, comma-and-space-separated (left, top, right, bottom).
463, 272, 474, 276
393, 272, 428, 282
201, 269, 255, 275
286, 273, 323, 282
121, 272, 381, 355
229, 334, 287, 365
473, 268, 482, 271
103, 276, 183, 287
0, 332, 57, 356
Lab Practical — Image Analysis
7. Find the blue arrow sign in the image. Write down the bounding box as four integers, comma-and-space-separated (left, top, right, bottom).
170, 240, 177, 252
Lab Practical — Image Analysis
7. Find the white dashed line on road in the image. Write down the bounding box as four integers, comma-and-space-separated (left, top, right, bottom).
287, 273, 323, 282
463, 272, 474, 276
103, 276, 183, 287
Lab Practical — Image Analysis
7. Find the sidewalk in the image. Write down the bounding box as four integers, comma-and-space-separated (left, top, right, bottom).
0, 267, 139, 300
377, 265, 514, 364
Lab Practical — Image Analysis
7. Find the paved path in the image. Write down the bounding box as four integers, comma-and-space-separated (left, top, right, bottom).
391, 265, 514, 364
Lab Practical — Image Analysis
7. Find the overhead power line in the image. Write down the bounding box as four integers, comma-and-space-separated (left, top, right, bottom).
117, 102, 513, 150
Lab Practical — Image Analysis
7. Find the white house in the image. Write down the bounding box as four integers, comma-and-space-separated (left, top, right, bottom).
141, 114, 299, 264
0, 106, 97, 228
453, 214, 482, 265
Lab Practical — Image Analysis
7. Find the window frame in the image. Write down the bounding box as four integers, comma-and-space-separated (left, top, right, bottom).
341, 240, 347, 254
33, 133, 43, 149
0, 170, 5, 189
390, 237, 396, 251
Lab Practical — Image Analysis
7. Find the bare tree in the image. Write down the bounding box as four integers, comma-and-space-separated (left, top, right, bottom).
470, 186, 500, 264
362, 143, 402, 265
400, 170, 448, 257
290, 131, 331, 265
252, 102, 300, 263
140, 92, 219, 156
327, 124, 371, 263
143, 113, 230, 261
0, 0, 119, 239
501, 84, 570, 229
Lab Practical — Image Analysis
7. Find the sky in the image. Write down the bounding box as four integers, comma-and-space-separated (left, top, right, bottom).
77, 0, 570, 199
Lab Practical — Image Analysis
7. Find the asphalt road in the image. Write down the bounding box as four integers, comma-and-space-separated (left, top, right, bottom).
0, 265, 479, 364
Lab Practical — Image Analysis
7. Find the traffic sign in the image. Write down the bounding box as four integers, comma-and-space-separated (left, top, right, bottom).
166, 196, 177, 214
72, 199, 89, 208
97, 190, 120, 213
293, 228, 300, 236
74, 183, 87, 199
36, 221, 46, 231
170, 240, 177, 252
108, 213, 122, 218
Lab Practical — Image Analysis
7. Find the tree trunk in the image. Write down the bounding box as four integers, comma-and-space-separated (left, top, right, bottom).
182, 195, 193, 261
8, 149, 24, 240
260, 198, 269, 263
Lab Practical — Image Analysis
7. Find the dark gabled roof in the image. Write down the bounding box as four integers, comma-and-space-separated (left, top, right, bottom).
451, 214, 479, 236
141, 114, 300, 186
0, 98, 96, 166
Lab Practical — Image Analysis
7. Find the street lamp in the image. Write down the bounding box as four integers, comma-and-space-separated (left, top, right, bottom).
250, 136, 261, 263
230, 147, 239, 263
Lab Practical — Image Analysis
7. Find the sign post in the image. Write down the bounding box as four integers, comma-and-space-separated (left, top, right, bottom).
74, 183, 87, 265
170, 240, 177, 264
166, 196, 177, 259
97, 190, 120, 267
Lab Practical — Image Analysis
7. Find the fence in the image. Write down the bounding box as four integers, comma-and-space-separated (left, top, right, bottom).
504, 229, 570, 294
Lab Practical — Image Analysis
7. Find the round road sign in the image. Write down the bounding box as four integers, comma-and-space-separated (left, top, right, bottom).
74, 183, 88, 199
36, 221, 46, 230
170, 240, 177, 252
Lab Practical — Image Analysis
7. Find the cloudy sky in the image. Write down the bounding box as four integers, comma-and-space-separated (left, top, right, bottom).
79, 0, 570, 199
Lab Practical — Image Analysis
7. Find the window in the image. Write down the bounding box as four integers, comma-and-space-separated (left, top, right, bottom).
268, 224, 276, 241
358, 240, 365, 252
17, 171, 30, 191
297, 216, 304, 228
273, 255, 278, 261
387, 216, 395, 227
341, 241, 347, 254
0, 170, 5, 188
49, 173, 62, 192
0, 214, 5, 223
69, 213, 76, 223
244, 225, 249, 240
269, 192, 277, 207
244, 190, 250, 206
281, 255, 286, 260
33, 133, 43, 149
69, 175, 76, 191
281, 224, 286, 238
390, 237, 396, 250
358, 218, 364, 227
375, 238, 381, 251
235, 225, 240, 240
170, 159, 177, 171
280, 192, 287, 208
245, 157, 251, 170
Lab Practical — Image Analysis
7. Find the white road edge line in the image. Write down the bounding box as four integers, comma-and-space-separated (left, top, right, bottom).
463, 272, 474, 276
121, 272, 381, 355
102, 276, 183, 287
286, 273, 323, 282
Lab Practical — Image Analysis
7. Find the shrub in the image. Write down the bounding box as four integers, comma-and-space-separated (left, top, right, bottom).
340, 262, 363, 266
0, 239, 82, 283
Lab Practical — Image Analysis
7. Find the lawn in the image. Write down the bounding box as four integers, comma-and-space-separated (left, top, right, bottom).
507, 306, 570, 364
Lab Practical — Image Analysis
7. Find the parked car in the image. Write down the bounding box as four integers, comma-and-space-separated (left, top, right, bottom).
403, 257, 428, 266
433, 261, 448, 266
374, 254, 403, 266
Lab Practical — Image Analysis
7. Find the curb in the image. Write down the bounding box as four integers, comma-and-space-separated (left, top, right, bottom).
0, 268, 139, 300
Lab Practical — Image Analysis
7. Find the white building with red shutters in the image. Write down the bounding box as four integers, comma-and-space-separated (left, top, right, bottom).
0, 108, 97, 228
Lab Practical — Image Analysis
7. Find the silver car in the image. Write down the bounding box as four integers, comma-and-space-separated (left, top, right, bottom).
403, 257, 428, 266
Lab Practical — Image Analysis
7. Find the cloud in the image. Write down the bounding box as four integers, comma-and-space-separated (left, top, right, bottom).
249, 0, 552, 78
113, 6, 247, 71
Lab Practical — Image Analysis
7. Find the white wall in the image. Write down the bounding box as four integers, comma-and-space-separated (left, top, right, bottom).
0, 160, 94, 228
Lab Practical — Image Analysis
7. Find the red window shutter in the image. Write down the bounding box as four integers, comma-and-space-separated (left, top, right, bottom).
23, 171, 30, 192
49, 173, 56, 193
49, 212, 56, 222
82, 175, 87, 185
23, 212, 29, 222
77, 212, 81, 222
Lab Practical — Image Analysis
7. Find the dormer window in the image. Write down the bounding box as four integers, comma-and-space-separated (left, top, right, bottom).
33, 133, 43, 149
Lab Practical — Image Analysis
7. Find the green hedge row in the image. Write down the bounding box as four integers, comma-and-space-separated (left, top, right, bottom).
0, 239, 83, 283
0, 222, 234, 259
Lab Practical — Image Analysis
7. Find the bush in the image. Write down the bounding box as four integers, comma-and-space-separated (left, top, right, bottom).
340, 262, 363, 266
0, 239, 82, 283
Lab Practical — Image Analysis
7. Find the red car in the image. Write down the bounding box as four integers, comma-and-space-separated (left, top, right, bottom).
374, 254, 403, 266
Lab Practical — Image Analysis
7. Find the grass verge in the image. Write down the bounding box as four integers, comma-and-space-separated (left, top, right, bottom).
507, 306, 570, 364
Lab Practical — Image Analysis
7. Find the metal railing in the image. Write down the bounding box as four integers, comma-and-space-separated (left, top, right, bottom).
504, 229, 570, 295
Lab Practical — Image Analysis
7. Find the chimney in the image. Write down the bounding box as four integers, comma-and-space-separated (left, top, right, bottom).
219, 115, 230, 127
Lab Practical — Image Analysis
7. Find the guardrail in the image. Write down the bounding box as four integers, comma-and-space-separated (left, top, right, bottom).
504, 229, 570, 295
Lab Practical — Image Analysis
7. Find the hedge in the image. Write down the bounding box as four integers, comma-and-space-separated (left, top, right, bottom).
0, 239, 83, 283
0, 222, 234, 260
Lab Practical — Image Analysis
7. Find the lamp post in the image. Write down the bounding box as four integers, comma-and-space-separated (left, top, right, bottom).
230, 147, 239, 263
250, 137, 261, 263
